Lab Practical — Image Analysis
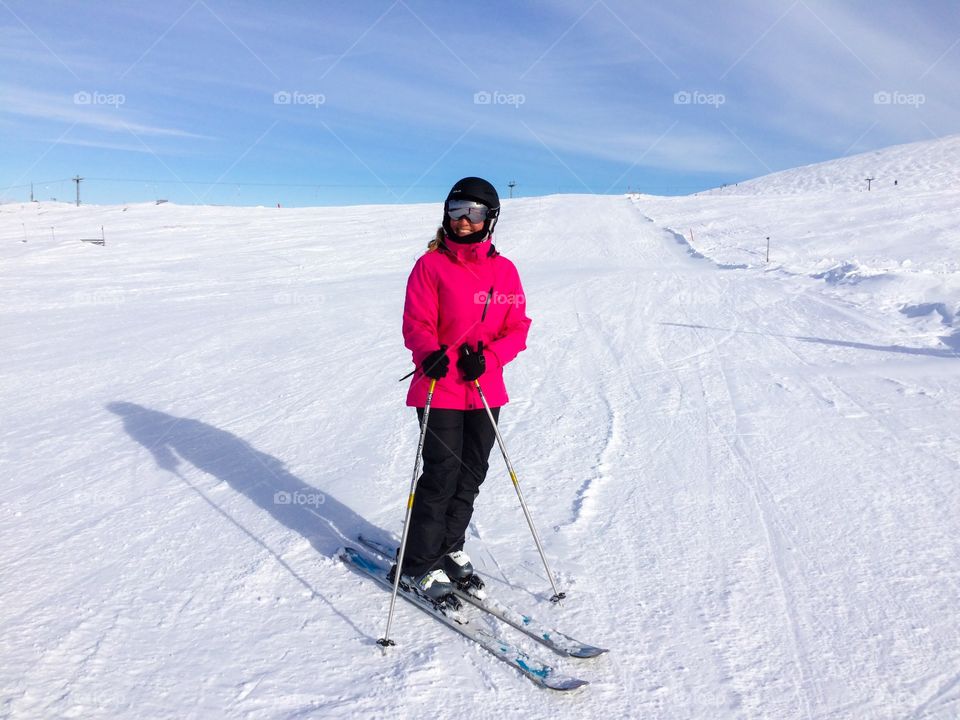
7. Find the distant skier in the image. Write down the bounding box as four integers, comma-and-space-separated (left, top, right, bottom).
398, 177, 531, 600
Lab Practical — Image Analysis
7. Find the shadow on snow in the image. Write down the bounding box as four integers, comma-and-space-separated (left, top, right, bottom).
660, 322, 960, 359
106, 401, 392, 641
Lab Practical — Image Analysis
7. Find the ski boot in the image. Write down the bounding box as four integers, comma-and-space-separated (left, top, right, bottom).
444, 550, 486, 597
393, 566, 462, 613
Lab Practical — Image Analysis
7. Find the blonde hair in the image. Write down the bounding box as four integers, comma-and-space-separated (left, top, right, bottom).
427, 226, 445, 252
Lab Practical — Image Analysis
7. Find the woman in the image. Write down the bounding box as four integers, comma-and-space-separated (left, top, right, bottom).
398, 177, 532, 601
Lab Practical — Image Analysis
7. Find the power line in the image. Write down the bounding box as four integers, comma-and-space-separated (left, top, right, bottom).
73, 177, 717, 193
83, 177, 458, 189
1, 178, 74, 190
2, 174, 721, 199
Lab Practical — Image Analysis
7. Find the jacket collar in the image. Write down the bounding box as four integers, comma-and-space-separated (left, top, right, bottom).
442, 234, 496, 264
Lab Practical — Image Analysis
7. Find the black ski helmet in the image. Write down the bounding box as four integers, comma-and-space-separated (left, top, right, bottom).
442, 176, 500, 243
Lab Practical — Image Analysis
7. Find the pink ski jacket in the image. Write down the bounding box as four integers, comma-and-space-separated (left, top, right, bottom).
403, 236, 531, 410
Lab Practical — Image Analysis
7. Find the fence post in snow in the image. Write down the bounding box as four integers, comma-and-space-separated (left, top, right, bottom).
766, 236, 770, 263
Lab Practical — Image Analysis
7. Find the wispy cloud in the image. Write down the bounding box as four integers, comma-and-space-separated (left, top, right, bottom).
1, 1, 958, 204
46, 136, 196, 154
5, 86, 210, 139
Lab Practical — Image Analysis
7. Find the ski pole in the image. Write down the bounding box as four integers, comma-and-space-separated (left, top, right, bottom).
398, 342, 451, 383
473, 379, 566, 604
378, 377, 437, 647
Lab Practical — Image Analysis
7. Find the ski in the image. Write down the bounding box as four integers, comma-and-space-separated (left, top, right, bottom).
341, 546, 588, 691
455, 590, 607, 659
357, 535, 607, 659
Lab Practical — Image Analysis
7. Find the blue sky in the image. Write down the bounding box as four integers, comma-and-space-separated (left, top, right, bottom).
2, 0, 958, 206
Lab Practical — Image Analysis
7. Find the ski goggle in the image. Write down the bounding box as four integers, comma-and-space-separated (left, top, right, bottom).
446, 200, 491, 223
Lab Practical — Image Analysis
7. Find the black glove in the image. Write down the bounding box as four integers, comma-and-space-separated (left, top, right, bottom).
421, 345, 449, 379
457, 342, 486, 381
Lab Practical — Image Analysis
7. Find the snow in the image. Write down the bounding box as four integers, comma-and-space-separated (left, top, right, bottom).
3, 137, 960, 719
700, 134, 960, 195
636, 133, 960, 356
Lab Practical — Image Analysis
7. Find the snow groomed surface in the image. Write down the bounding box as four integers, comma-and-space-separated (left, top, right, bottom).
3, 137, 960, 718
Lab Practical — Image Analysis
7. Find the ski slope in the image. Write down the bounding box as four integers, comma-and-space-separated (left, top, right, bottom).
3, 145, 960, 719
699, 133, 960, 195
638, 133, 960, 356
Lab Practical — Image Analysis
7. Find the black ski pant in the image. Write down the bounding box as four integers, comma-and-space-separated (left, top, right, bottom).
400, 406, 500, 578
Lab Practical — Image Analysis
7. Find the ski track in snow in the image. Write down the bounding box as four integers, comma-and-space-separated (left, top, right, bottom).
2, 185, 960, 719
